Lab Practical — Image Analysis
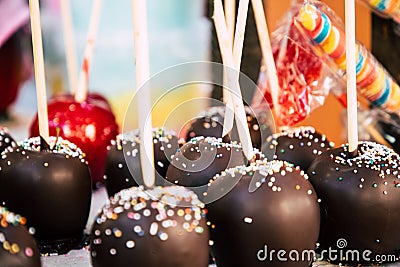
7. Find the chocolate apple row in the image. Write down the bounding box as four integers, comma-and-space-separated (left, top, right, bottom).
1, 102, 399, 266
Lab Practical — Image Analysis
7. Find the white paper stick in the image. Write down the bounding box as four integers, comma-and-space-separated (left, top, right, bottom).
232, 0, 249, 70
221, 0, 236, 137
214, 0, 254, 160
225, 0, 236, 42
132, 0, 155, 188
60, 0, 78, 93
251, 0, 280, 118
222, 0, 249, 137
345, 0, 358, 153
75, 0, 103, 102
29, 0, 49, 143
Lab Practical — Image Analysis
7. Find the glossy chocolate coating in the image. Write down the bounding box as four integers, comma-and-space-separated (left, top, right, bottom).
165, 136, 245, 198
90, 186, 210, 267
185, 106, 273, 149
308, 141, 400, 264
104, 129, 180, 197
0, 206, 41, 267
206, 160, 320, 266
0, 137, 92, 254
263, 126, 333, 171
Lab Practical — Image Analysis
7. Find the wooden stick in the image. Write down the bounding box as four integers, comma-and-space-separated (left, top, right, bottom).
29, 0, 49, 143
251, 0, 280, 120
222, 74, 235, 136
225, 0, 236, 43
232, 0, 249, 70
132, 0, 155, 188
221, 0, 235, 136
222, 0, 249, 137
214, 0, 254, 160
75, 0, 103, 103
345, 0, 359, 154
60, 0, 78, 93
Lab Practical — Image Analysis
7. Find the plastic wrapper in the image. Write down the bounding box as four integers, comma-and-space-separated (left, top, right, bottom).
251, 3, 343, 127
358, 0, 400, 23
295, 1, 400, 121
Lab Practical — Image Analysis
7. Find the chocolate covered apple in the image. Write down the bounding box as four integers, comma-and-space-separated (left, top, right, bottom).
30, 96, 119, 187
206, 160, 320, 267
262, 126, 334, 171
90, 186, 209, 267
165, 136, 246, 198
185, 106, 228, 143
104, 128, 180, 197
0, 136, 92, 254
0, 206, 41, 267
185, 106, 273, 149
308, 141, 400, 264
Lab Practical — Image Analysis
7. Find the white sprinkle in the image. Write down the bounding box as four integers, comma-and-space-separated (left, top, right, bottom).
162, 220, 172, 228
0, 233, 5, 242
110, 248, 117, 255
167, 210, 174, 217
183, 222, 190, 229
134, 225, 142, 233
157, 161, 164, 168
143, 209, 151, 217
114, 207, 124, 214
184, 214, 192, 221
126, 240, 135, 248
149, 222, 158, 235
244, 217, 253, 224
159, 232, 168, 241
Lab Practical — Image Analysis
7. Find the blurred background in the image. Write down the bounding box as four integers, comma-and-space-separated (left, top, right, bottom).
2, 0, 398, 146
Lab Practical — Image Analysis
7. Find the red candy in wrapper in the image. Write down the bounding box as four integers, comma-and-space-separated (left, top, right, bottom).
251, 6, 337, 127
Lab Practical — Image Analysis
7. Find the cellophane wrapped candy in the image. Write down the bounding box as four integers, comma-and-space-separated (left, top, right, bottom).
251, 3, 343, 127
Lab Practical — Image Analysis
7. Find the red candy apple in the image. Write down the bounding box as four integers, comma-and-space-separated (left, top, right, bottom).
51, 92, 112, 112
30, 95, 119, 187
